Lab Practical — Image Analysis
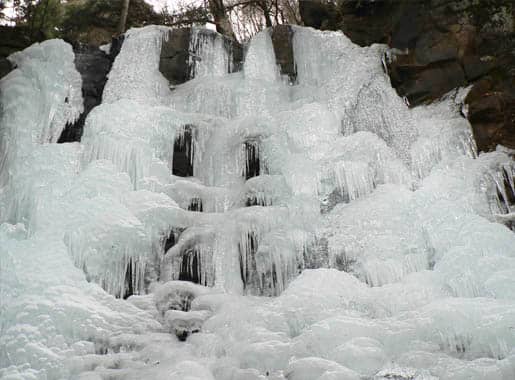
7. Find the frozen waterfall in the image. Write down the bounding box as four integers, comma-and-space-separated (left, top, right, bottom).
1, 25, 515, 380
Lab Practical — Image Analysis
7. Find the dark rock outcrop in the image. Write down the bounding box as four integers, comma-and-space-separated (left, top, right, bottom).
465, 73, 515, 152
0, 26, 32, 80
299, 0, 515, 152
58, 37, 123, 143
0, 58, 12, 81
270, 25, 297, 83
388, 55, 467, 106
159, 26, 297, 85
159, 28, 243, 86
299, 0, 395, 46
172, 124, 194, 177
188, 198, 203, 212
159, 28, 191, 86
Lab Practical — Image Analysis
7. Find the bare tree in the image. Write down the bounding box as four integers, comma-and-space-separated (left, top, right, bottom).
207, 0, 236, 40
165, 0, 300, 41
225, 0, 300, 41
117, 0, 130, 34
162, 1, 211, 27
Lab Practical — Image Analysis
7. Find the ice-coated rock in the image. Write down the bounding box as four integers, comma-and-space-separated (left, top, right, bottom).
285, 357, 360, 380
164, 309, 211, 340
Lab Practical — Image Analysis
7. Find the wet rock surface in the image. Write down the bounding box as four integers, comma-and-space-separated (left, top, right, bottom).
159, 28, 244, 86
159, 28, 191, 86
299, 0, 515, 152
154, 281, 212, 341
58, 37, 124, 143
270, 25, 297, 83
159, 26, 297, 85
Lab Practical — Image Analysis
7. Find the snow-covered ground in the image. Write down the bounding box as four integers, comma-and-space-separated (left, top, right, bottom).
1, 26, 514, 380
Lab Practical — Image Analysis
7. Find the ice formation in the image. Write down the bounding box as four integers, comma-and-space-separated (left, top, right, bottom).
1, 25, 515, 380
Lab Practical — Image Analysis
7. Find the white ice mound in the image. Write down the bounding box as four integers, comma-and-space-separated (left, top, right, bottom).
102, 26, 171, 105
164, 309, 211, 338
285, 357, 360, 380
154, 280, 212, 314
0, 39, 82, 223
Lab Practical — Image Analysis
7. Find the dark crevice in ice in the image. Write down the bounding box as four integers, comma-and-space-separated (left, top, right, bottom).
179, 248, 202, 284
188, 197, 203, 212
173, 124, 194, 177
239, 232, 259, 292
244, 140, 267, 180
176, 331, 189, 341
245, 196, 261, 207
58, 36, 124, 143
123, 258, 135, 299
320, 188, 349, 214
164, 228, 184, 254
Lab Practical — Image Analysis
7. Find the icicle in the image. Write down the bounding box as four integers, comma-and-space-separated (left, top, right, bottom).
333, 161, 376, 202
162, 226, 216, 287
188, 28, 232, 79
481, 158, 515, 217
102, 25, 171, 105
173, 124, 195, 177
242, 140, 264, 180
0, 40, 82, 192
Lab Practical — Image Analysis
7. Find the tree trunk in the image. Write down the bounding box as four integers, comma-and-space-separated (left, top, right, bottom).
38, 0, 51, 37
208, 0, 237, 40
117, 0, 130, 35
258, 0, 273, 27
274, 0, 280, 25
27, 1, 36, 39
263, 8, 272, 27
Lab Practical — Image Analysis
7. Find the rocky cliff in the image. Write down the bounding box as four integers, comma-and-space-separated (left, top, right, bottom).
0, 28, 122, 144
299, 0, 515, 152
2, 1, 513, 152
58, 38, 123, 143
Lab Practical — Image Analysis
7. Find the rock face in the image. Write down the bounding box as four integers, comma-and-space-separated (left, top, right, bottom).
300, 0, 393, 46
159, 28, 244, 86
58, 37, 123, 143
158, 26, 297, 85
299, 0, 515, 152
465, 58, 515, 152
49, 26, 295, 142
270, 25, 297, 83
159, 28, 192, 86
